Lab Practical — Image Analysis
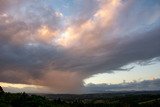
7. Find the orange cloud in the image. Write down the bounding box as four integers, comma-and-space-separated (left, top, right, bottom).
55, 0, 122, 48
40, 71, 85, 93
37, 25, 59, 44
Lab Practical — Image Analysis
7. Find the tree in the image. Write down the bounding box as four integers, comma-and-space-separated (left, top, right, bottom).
0, 86, 4, 92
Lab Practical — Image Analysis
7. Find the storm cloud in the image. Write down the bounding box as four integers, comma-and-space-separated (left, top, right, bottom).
0, 0, 160, 93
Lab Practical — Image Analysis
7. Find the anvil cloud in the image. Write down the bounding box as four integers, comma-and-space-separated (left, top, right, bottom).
0, 0, 160, 93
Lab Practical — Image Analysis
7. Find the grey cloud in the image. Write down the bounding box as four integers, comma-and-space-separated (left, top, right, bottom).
51, 26, 160, 75
84, 79, 160, 93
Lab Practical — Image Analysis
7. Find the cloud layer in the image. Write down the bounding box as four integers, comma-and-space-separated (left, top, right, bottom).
84, 78, 160, 93
0, 0, 160, 93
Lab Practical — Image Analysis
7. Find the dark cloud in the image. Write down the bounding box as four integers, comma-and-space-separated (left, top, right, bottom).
0, 0, 160, 93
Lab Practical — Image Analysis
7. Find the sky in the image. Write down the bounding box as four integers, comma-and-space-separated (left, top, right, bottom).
0, 0, 160, 94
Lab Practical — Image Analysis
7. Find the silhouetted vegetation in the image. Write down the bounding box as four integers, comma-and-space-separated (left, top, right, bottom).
0, 91, 160, 107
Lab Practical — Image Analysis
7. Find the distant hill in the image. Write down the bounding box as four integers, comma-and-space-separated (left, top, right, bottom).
42, 90, 160, 100
0, 90, 160, 107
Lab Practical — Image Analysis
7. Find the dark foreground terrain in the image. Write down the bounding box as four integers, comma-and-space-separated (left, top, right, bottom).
0, 91, 160, 107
